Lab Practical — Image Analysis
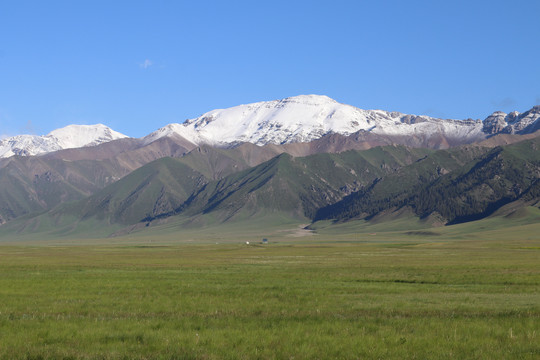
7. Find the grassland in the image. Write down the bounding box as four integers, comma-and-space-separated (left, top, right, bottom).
0, 219, 539, 359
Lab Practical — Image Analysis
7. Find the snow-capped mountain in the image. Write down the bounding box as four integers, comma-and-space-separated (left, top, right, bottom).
0, 124, 128, 158
146, 95, 539, 147
3, 96, 540, 159
482, 106, 540, 134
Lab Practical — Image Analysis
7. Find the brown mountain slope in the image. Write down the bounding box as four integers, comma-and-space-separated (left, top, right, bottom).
477, 129, 540, 147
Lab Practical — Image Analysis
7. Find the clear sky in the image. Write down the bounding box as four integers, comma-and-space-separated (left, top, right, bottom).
1, 0, 539, 138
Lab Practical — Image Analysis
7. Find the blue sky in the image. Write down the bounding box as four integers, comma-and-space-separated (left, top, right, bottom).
1, 0, 539, 138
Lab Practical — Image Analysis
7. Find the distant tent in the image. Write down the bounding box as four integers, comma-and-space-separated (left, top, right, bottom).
262, 238, 268, 244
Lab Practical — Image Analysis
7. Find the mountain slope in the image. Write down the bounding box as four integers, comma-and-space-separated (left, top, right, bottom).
5, 143, 276, 231
51, 157, 208, 226
1, 145, 431, 237
2, 137, 539, 239
0, 135, 199, 225
0, 156, 126, 225
315, 138, 540, 224
415, 138, 540, 224
156, 146, 432, 222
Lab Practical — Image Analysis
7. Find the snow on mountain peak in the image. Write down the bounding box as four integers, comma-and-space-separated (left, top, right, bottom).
4, 96, 540, 158
48, 124, 128, 149
142, 123, 197, 146
482, 107, 540, 134
146, 95, 486, 147
0, 124, 128, 158
279, 94, 337, 105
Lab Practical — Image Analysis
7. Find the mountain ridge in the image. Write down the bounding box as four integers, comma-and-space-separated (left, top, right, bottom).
2, 95, 540, 159
145, 95, 540, 148
0, 124, 128, 158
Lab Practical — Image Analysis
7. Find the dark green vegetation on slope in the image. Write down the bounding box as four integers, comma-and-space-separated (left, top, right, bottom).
178, 146, 432, 222
315, 138, 540, 224
0, 222, 538, 359
65, 157, 208, 225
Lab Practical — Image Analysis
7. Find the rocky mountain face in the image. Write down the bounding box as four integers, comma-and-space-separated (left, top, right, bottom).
482, 106, 540, 134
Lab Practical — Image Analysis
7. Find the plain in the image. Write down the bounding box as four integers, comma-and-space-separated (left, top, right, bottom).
0, 215, 539, 359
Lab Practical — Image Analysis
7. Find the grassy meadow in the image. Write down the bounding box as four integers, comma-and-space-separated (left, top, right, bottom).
0, 219, 539, 359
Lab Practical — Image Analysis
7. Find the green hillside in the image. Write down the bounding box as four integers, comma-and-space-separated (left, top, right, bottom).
315, 139, 540, 224
60, 157, 209, 225
172, 146, 431, 222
